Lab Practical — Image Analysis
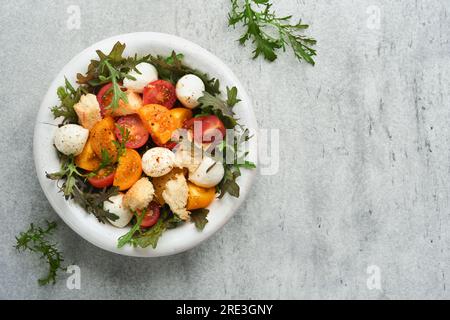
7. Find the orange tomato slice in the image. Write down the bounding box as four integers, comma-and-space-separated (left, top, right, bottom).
186, 182, 216, 210
169, 108, 193, 129
137, 104, 177, 145
113, 148, 142, 191
90, 116, 118, 161
75, 136, 101, 171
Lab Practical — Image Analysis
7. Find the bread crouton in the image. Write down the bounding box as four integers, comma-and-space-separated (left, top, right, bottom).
123, 177, 155, 211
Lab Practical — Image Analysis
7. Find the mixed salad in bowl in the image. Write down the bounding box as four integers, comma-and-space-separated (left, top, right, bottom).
46, 42, 255, 249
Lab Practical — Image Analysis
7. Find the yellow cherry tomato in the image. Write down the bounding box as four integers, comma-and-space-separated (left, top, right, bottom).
187, 182, 216, 210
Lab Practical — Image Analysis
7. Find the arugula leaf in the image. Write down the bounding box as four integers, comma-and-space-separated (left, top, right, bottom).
51, 78, 85, 124
117, 205, 183, 249
113, 124, 131, 158
149, 51, 221, 95
165, 52, 184, 65
131, 219, 166, 249
216, 129, 256, 198
98, 41, 126, 64
77, 41, 131, 85
190, 209, 209, 231
198, 86, 241, 129
218, 165, 241, 198
46, 154, 83, 198
237, 160, 257, 169
46, 153, 119, 223
100, 60, 129, 110
228, 0, 317, 64
117, 211, 145, 248
87, 149, 114, 178
14, 221, 66, 286
198, 92, 234, 117
76, 42, 148, 109
226, 86, 241, 107
71, 180, 120, 223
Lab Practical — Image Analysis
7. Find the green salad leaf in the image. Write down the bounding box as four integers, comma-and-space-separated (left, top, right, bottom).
117, 211, 145, 249
46, 154, 83, 198
130, 219, 167, 249
190, 209, 209, 231
100, 60, 129, 110
14, 221, 66, 286
217, 129, 256, 198
149, 51, 221, 95
112, 124, 131, 159
198, 86, 241, 129
76, 41, 150, 111
51, 78, 85, 124
77, 41, 142, 86
117, 205, 183, 249
46, 153, 119, 223
72, 181, 120, 224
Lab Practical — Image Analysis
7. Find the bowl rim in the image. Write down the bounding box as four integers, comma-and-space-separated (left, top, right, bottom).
33, 32, 258, 257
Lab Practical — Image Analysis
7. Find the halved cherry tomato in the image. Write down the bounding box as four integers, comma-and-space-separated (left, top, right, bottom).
143, 80, 176, 109
170, 108, 193, 128
114, 115, 149, 149
185, 115, 226, 143
186, 182, 216, 210
154, 140, 178, 150
88, 169, 115, 189
137, 202, 161, 228
97, 83, 143, 117
153, 108, 193, 149
75, 136, 101, 171
137, 104, 176, 145
97, 83, 114, 116
90, 116, 118, 161
113, 149, 142, 191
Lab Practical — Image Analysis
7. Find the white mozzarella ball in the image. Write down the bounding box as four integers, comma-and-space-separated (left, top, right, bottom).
189, 156, 224, 188
103, 194, 133, 228
123, 62, 158, 93
54, 124, 89, 156
142, 147, 175, 177
176, 74, 205, 109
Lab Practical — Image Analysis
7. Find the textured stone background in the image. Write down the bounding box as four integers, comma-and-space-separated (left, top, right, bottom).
0, 0, 449, 299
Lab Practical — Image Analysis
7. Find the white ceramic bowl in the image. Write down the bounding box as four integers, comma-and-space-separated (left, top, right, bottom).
33, 32, 258, 257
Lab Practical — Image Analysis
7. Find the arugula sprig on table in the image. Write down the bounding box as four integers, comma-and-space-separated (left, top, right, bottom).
15, 221, 66, 286
229, 0, 317, 64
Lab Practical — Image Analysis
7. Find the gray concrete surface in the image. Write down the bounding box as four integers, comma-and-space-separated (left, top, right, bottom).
0, 0, 449, 299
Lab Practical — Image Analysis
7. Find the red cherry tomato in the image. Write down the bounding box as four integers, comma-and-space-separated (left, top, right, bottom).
114, 115, 149, 149
153, 139, 178, 150
142, 80, 176, 109
137, 202, 161, 228
97, 83, 113, 116
185, 115, 226, 143
97, 82, 127, 116
88, 170, 115, 189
